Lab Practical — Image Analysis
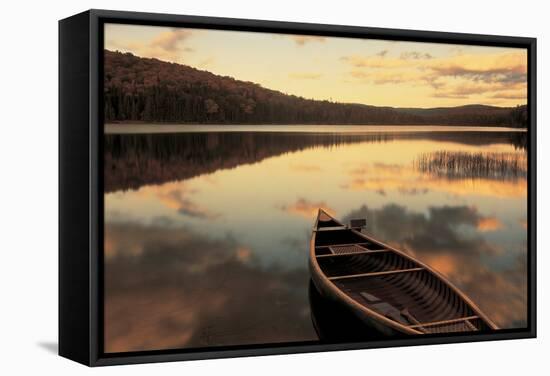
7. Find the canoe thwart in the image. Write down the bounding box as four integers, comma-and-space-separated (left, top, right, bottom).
315, 226, 348, 232
328, 267, 424, 281
315, 242, 370, 248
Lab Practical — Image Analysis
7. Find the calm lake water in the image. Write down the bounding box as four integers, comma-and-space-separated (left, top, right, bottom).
103, 125, 528, 353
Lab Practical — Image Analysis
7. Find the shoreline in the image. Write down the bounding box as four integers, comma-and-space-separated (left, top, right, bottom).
105, 123, 528, 135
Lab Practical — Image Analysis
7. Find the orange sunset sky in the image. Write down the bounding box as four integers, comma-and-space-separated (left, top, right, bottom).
105, 24, 527, 108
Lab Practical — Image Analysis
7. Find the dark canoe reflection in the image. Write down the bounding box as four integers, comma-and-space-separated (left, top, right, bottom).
309, 280, 388, 342
104, 128, 528, 353
104, 131, 526, 193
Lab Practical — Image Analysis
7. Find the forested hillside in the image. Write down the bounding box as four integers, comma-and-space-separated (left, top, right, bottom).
104, 50, 528, 127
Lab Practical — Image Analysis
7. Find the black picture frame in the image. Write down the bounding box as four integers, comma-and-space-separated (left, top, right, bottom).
59, 9, 537, 366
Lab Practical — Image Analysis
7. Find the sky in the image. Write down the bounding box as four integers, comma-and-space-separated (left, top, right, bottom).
104, 23, 527, 108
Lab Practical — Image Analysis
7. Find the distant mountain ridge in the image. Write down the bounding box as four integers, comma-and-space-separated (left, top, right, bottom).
104, 50, 528, 127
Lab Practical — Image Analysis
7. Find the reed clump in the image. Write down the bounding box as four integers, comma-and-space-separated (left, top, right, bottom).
414, 151, 527, 180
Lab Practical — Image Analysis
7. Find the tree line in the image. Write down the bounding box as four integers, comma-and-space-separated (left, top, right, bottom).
104, 50, 528, 127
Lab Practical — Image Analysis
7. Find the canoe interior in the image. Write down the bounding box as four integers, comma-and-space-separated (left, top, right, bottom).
313, 212, 493, 334
316, 211, 343, 228
308, 280, 385, 342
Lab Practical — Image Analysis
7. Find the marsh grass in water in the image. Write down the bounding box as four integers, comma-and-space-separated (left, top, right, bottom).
414, 151, 527, 180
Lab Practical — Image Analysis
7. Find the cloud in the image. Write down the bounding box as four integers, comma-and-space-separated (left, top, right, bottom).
431, 92, 468, 99
341, 50, 527, 104
350, 69, 427, 85
426, 53, 527, 100
288, 72, 323, 80
341, 55, 408, 69
489, 91, 527, 100
428, 53, 526, 81
278, 198, 335, 219
430, 82, 509, 97
400, 51, 433, 60
431, 79, 526, 100
349, 70, 368, 79
151, 29, 193, 52
290, 35, 326, 46
105, 28, 195, 63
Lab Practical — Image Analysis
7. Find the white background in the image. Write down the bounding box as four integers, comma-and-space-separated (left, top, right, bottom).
0, 0, 547, 374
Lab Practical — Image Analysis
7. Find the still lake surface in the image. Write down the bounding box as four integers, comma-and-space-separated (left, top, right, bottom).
104, 125, 528, 352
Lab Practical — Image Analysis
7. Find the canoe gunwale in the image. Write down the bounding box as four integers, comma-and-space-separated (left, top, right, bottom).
309, 209, 498, 335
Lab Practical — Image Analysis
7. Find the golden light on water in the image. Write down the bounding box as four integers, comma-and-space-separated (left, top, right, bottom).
103, 130, 528, 351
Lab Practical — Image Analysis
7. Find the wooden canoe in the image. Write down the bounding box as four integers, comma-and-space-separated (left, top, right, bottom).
309, 209, 498, 335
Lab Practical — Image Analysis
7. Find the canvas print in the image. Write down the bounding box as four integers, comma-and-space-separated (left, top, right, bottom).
103, 23, 528, 353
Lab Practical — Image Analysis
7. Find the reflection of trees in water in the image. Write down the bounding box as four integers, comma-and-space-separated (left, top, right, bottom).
105, 131, 524, 193
414, 151, 527, 180
508, 131, 528, 151
104, 132, 393, 192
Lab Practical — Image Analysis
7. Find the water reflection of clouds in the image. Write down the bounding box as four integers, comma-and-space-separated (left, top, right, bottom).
278, 198, 336, 219
476, 217, 504, 232
158, 187, 220, 219
342, 204, 527, 328
341, 160, 527, 198
519, 218, 528, 229
104, 220, 316, 353
104, 131, 529, 350
117, 181, 221, 221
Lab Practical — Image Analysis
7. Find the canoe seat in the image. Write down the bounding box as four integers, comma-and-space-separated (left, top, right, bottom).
360, 292, 381, 303
360, 292, 412, 326
400, 308, 428, 333
330, 244, 368, 254
371, 302, 411, 325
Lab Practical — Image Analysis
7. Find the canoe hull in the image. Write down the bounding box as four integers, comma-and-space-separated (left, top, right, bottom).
309, 260, 404, 337
309, 209, 497, 336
